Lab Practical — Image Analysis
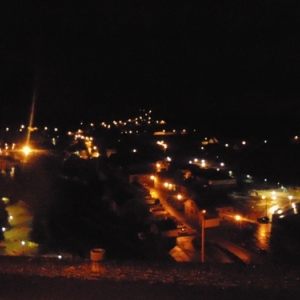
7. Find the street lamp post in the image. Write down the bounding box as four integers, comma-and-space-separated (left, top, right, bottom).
262, 195, 267, 216
235, 215, 241, 230
200, 210, 206, 263
21, 241, 25, 255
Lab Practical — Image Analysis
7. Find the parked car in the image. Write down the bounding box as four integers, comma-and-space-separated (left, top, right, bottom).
178, 227, 188, 236
258, 248, 267, 255
257, 216, 270, 224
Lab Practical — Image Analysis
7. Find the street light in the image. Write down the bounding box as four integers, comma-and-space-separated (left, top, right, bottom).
21, 241, 25, 255
22, 146, 31, 156
235, 215, 241, 230
200, 210, 206, 263
288, 195, 293, 205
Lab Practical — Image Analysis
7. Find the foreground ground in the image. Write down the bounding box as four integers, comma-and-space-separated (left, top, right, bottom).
1, 273, 299, 300
0, 256, 300, 299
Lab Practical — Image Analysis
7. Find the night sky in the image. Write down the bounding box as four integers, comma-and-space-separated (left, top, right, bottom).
1, 2, 300, 133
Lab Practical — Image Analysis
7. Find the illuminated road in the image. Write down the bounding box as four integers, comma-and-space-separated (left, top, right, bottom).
142, 180, 238, 263
0, 201, 38, 256
141, 177, 277, 264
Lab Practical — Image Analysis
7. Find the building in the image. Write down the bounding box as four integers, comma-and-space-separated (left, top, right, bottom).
184, 199, 221, 228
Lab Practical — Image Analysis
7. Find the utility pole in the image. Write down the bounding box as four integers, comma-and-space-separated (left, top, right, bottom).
200, 210, 206, 263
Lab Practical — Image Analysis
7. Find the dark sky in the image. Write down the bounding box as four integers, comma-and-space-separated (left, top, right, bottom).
1, 2, 300, 129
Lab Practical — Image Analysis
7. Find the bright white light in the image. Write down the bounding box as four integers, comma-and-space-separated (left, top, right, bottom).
242, 141, 246, 145
58, 255, 62, 259
220, 162, 224, 167
2, 227, 5, 232
21, 241, 25, 246
235, 215, 241, 221
194, 158, 198, 162
270, 205, 278, 214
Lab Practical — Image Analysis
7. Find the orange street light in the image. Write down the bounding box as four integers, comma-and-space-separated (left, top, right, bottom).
22, 146, 31, 156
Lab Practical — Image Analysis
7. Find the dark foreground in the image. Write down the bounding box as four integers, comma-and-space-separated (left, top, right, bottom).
1, 256, 300, 300
1, 273, 299, 300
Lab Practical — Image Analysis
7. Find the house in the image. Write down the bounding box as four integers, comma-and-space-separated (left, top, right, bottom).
184, 199, 221, 228
216, 206, 235, 221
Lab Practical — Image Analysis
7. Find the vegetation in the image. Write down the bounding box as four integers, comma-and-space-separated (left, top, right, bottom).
24, 154, 173, 260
